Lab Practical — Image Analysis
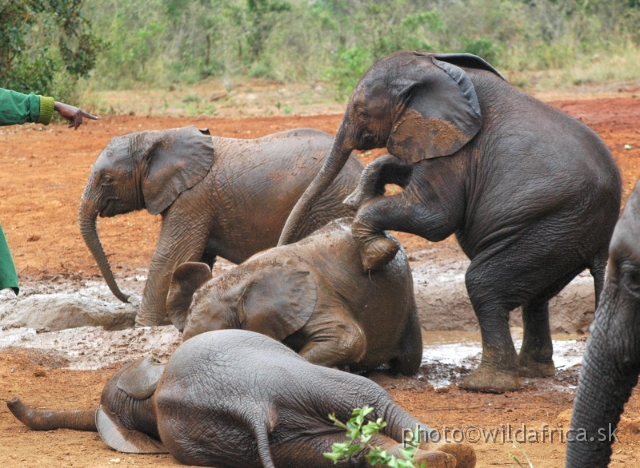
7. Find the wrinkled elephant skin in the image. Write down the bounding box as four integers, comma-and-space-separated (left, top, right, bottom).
78, 127, 362, 326
566, 179, 640, 467
280, 51, 622, 393
167, 218, 422, 375
7, 329, 476, 468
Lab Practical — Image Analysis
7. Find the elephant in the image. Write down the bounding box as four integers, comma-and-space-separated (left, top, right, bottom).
79, 126, 363, 326
566, 180, 640, 467
166, 217, 422, 375
279, 51, 622, 393
7, 329, 477, 468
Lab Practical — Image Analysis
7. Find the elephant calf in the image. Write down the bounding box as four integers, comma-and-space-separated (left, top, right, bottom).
79, 127, 362, 326
566, 179, 640, 467
166, 218, 422, 375
8, 329, 476, 468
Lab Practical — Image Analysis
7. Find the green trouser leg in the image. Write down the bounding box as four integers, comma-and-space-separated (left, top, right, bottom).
0, 225, 19, 294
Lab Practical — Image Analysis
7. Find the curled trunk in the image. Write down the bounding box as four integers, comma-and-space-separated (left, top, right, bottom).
7, 397, 97, 432
78, 196, 129, 303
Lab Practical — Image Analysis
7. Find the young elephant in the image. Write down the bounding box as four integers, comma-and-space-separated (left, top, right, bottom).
79, 127, 362, 326
8, 329, 476, 468
166, 218, 422, 375
566, 180, 640, 467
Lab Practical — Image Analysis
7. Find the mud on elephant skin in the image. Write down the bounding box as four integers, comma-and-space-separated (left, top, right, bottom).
166, 218, 422, 375
78, 126, 362, 326
280, 51, 622, 393
566, 179, 640, 468
7, 329, 476, 468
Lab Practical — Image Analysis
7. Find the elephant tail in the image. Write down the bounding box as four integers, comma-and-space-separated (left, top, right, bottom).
7, 397, 97, 432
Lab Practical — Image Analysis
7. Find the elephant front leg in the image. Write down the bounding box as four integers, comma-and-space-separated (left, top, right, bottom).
297, 320, 367, 369
136, 218, 209, 327
343, 154, 413, 210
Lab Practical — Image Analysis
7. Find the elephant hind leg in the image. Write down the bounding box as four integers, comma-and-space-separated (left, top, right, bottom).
590, 247, 608, 307
518, 299, 555, 378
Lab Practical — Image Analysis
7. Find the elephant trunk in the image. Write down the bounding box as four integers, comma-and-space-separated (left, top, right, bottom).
566, 301, 639, 467
78, 196, 130, 303
279, 124, 353, 245
7, 398, 97, 432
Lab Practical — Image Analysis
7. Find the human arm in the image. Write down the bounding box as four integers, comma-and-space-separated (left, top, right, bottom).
0, 88, 97, 128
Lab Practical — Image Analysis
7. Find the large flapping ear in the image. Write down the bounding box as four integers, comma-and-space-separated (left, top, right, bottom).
386, 53, 483, 163
166, 262, 213, 332
142, 126, 215, 215
116, 357, 165, 400
236, 266, 318, 342
432, 52, 506, 81
96, 407, 168, 454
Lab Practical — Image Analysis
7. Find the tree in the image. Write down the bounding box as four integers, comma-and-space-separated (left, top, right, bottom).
0, 0, 102, 95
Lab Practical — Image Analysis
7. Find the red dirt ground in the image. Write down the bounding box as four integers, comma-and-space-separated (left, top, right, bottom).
1, 95, 640, 467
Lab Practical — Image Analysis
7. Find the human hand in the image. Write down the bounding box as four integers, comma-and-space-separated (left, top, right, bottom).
54, 102, 98, 129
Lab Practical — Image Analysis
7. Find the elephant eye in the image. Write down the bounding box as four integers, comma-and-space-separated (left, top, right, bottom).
621, 262, 640, 298
101, 175, 115, 186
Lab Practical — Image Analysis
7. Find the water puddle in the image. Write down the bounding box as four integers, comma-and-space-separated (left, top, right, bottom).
420, 330, 587, 390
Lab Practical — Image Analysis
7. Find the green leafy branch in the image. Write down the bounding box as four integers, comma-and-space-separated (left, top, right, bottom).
323, 406, 426, 468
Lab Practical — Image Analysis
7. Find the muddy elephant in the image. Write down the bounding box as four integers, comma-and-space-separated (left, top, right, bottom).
279, 51, 622, 393
166, 218, 422, 375
8, 329, 476, 468
79, 126, 362, 326
566, 180, 640, 467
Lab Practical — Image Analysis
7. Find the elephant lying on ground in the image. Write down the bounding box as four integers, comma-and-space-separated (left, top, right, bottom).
166, 218, 422, 375
8, 329, 476, 468
279, 51, 622, 393
566, 180, 640, 467
79, 127, 362, 326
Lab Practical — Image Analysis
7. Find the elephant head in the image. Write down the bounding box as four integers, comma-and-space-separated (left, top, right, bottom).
7, 356, 167, 454
78, 126, 214, 302
279, 51, 504, 245
166, 260, 317, 342
566, 180, 640, 467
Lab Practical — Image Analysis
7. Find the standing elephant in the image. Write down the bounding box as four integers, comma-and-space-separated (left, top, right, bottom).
279, 51, 621, 393
166, 218, 422, 374
566, 180, 640, 467
7, 329, 476, 468
79, 126, 362, 326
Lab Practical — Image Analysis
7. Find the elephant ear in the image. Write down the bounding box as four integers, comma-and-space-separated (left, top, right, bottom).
142, 126, 215, 215
237, 266, 318, 341
116, 357, 165, 400
167, 262, 213, 332
432, 52, 506, 81
96, 407, 168, 454
386, 54, 483, 163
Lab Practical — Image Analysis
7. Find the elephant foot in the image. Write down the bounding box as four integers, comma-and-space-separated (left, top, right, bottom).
518, 355, 556, 378
460, 365, 520, 393
135, 313, 172, 327
412, 449, 456, 468
343, 188, 368, 210
358, 236, 400, 272
436, 443, 476, 468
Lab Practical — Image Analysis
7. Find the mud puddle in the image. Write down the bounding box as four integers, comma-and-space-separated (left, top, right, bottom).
419, 330, 587, 390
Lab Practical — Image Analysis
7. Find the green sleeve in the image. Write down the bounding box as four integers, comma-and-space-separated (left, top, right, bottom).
0, 88, 54, 126
0, 225, 19, 295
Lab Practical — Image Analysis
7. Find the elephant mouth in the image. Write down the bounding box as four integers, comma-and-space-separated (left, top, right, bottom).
99, 199, 120, 218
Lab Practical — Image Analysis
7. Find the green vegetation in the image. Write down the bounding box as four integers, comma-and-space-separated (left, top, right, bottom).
0, 0, 103, 102
324, 406, 426, 467
3, 0, 640, 106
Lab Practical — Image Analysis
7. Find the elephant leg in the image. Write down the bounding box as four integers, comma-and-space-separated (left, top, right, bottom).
298, 319, 367, 369
518, 299, 555, 378
343, 154, 413, 210
136, 214, 210, 327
